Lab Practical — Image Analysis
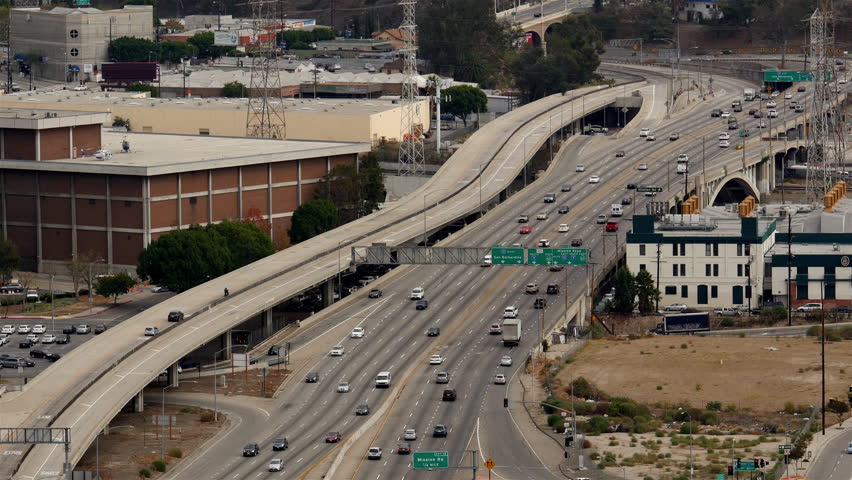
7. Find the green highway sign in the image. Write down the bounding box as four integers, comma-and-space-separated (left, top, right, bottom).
764, 71, 812, 82
738, 129, 746, 137
491, 247, 524, 265
778, 444, 792, 454
527, 247, 588, 266
636, 186, 663, 193
735, 460, 756, 472
716, 475, 726, 480
413, 451, 449, 470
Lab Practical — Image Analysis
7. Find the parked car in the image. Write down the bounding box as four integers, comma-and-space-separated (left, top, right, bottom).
62, 325, 75, 335
797, 303, 822, 312
41, 334, 56, 344
664, 303, 688, 312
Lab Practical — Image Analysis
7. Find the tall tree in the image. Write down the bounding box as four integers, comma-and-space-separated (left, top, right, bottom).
826, 398, 849, 427
609, 266, 637, 314
635, 269, 660, 314
442, 85, 488, 127
0, 234, 19, 285
96, 272, 137, 304
418, 0, 517, 88
634, 1, 675, 42
289, 199, 337, 244
109, 36, 159, 62
222, 81, 247, 98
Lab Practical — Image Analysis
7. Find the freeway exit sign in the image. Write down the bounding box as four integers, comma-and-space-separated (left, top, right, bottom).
527, 247, 588, 266
735, 460, 756, 472
763, 70, 814, 82
491, 246, 524, 265
637, 186, 662, 193
413, 451, 449, 469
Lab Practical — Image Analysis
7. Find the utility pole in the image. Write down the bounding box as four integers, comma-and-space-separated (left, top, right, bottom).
655, 241, 662, 311
787, 211, 793, 326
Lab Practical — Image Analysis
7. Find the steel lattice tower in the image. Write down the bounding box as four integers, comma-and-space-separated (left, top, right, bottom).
397, 0, 425, 176
805, 6, 838, 200
245, 0, 286, 139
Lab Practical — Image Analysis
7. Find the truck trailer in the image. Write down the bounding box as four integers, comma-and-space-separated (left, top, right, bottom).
502, 318, 522, 346
652, 312, 710, 335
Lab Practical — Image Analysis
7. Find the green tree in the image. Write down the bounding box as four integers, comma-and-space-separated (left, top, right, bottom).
0, 234, 18, 284
359, 153, 386, 214
159, 41, 195, 64
95, 272, 137, 304
109, 36, 159, 62
207, 220, 275, 271
188, 31, 229, 59
221, 81, 247, 98
593, 0, 604, 12
635, 269, 660, 314
419, 0, 517, 88
827, 398, 849, 426
442, 85, 488, 127
128, 82, 158, 97
635, 1, 675, 42
289, 199, 337, 244
316, 155, 386, 223
717, 0, 758, 27
609, 266, 636, 314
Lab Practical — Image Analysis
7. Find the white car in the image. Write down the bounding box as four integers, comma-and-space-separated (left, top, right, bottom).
537, 212, 548, 220
767, 100, 777, 108
557, 224, 569, 233
72, 84, 88, 91
678, 154, 689, 162
41, 334, 56, 344
268, 459, 283, 472
719, 140, 731, 148
784, 92, 793, 99
144, 326, 159, 336
0, 334, 8, 345
756, 120, 767, 128
768, 109, 778, 118
404, 428, 417, 440
330, 345, 345, 356
719, 132, 730, 140
589, 175, 600, 184
646, 133, 656, 141
152, 285, 170, 293
664, 303, 689, 312
796, 302, 822, 312
26, 334, 39, 343
410, 287, 425, 300
367, 447, 382, 459
350, 327, 365, 338
638, 163, 648, 170
500, 355, 513, 366
575, 164, 586, 172
32, 324, 46, 334
17, 325, 31, 334
538, 239, 550, 247
494, 374, 507, 385
429, 354, 444, 365
1, 325, 15, 334
596, 214, 607, 224
839, 78, 847, 85
639, 128, 650, 137
337, 381, 350, 393
503, 306, 518, 319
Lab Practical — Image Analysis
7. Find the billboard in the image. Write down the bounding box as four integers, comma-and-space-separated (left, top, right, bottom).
214, 31, 239, 47
101, 62, 158, 83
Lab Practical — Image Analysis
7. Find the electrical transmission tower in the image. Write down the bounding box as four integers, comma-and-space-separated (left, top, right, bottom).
245, 0, 286, 139
805, 4, 842, 200
397, 0, 425, 176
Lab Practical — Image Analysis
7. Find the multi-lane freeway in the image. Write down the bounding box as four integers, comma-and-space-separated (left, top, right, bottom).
139, 66, 764, 480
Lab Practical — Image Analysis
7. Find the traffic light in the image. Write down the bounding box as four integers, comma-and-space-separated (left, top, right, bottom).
754, 459, 760, 469
759, 459, 766, 468
727, 466, 734, 476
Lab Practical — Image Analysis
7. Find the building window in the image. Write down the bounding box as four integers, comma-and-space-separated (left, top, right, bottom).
797, 284, 808, 300
713, 244, 719, 256
639, 264, 646, 271
711, 285, 718, 298
745, 264, 750, 277
199, 128, 210, 135
124, 200, 131, 207
745, 286, 752, 299
88, 199, 95, 205
680, 243, 686, 256
639, 244, 646, 256
737, 264, 743, 277
705, 243, 711, 256
737, 244, 743, 256
680, 264, 686, 276
672, 244, 678, 256
665, 286, 677, 295
70, 29, 79, 38
825, 284, 836, 300
705, 264, 711, 276
744, 243, 751, 256
189, 197, 198, 205
673, 265, 679, 276
70, 48, 79, 57
713, 264, 719, 276
681, 285, 688, 298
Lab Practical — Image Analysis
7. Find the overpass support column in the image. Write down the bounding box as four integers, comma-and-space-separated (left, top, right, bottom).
262, 309, 273, 338
322, 278, 335, 308
221, 330, 232, 360
168, 362, 180, 388
133, 390, 144, 413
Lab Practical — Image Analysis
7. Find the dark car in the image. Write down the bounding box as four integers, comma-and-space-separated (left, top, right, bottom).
426, 327, 440, 336
19, 340, 32, 349
546, 284, 559, 295
44, 352, 62, 362
305, 372, 320, 383
433, 424, 448, 437
415, 300, 429, 310
711, 109, 722, 117
397, 442, 411, 454
167, 311, 184, 322
242, 443, 260, 457
442, 389, 457, 401
325, 432, 342, 443
797, 86, 806, 92
268, 344, 283, 356
62, 325, 75, 335
748, 108, 757, 115
272, 438, 289, 451
615, 150, 625, 157
558, 205, 569, 214
534, 297, 547, 309
626, 183, 636, 190
368, 289, 382, 298
621, 197, 632, 205
561, 184, 572, 192
0, 358, 27, 368
94, 324, 107, 334
55, 334, 70, 345
355, 404, 370, 415
549, 265, 564, 272
833, 305, 852, 314
29, 349, 47, 359
733, 105, 742, 112
571, 239, 583, 247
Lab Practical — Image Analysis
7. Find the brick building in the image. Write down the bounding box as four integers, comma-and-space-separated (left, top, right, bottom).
0, 108, 370, 273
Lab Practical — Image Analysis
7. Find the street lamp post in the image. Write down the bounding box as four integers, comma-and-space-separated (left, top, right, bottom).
679, 408, 694, 480
161, 384, 176, 462
212, 346, 231, 422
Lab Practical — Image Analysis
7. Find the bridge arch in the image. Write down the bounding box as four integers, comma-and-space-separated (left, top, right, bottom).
708, 173, 760, 206
524, 30, 542, 47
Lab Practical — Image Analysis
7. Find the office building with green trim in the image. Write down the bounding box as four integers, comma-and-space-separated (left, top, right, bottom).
770, 233, 852, 309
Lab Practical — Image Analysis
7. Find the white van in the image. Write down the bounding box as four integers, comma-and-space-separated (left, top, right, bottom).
481, 254, 492, 267
610, 204, 623, 217
410, 287, 425, 300
375, 371, 391, 388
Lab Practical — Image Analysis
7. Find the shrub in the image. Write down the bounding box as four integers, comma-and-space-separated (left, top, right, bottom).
167, 447, 183, 458
139, 468, 152, 478
200, 411, 215, 422
547, 413, 563, 427
719, 317, 735, 327
679, 422, 700, 434
700, 411, 720, 425
586, 416, 611, 435
706, 401, 722, 411
151, 460, 166, 472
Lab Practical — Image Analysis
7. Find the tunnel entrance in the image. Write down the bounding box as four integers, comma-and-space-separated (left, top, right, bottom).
581, 97, 641, 136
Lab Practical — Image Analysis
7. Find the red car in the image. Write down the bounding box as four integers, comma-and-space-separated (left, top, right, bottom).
325, 432, 342, 443
615, 150, 625, 157
605, 221, 619, 232
519, 225, 531, 234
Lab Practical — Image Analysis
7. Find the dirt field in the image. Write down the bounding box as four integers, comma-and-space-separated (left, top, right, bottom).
560, 336, 852, 412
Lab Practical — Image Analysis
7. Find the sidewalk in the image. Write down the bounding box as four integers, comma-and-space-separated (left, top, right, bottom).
798, 421, 851, 478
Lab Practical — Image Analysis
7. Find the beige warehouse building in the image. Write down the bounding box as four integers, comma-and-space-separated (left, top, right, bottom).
0, 92, 430, 145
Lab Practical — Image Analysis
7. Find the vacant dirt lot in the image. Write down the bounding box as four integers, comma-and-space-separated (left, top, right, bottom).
560, 336, 852, 412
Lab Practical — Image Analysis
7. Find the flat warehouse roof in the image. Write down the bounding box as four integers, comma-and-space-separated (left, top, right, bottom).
0, 130, 370, 176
